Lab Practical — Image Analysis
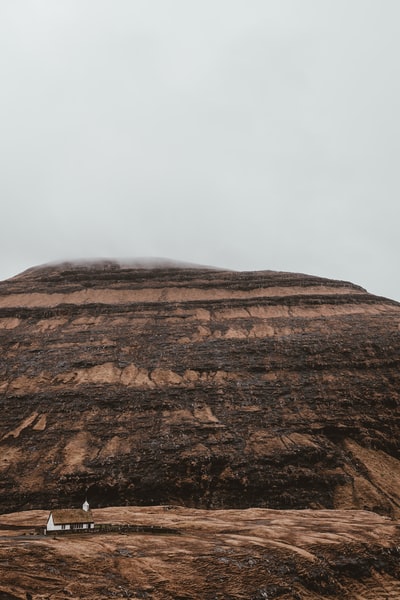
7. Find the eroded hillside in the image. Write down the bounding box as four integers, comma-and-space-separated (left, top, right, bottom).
0, 261, 400, 514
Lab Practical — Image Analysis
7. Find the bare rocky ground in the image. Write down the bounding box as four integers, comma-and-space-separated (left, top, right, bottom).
0, 506, 400, 599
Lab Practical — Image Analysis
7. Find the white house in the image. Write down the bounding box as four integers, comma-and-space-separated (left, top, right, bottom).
46, 500, 94, 533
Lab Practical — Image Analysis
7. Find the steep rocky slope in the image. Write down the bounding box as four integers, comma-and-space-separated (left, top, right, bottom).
0, 260, 400, 515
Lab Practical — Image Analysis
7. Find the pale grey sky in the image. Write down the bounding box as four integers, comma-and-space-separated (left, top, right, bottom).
1, 1, 400, 299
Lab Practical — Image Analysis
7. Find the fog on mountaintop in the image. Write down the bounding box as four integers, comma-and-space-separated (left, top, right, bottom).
15, 258, 222, 278
1, 1, 400, 300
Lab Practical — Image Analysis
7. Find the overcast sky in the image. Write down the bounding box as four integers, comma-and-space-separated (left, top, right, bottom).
1, 1, 400, 299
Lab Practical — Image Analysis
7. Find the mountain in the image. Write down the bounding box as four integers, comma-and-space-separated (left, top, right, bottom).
0, 260, 400, 515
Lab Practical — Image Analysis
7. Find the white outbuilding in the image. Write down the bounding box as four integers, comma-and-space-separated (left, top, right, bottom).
46, 501, 94, 533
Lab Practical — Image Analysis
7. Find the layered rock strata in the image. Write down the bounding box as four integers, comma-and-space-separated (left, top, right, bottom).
0, 261, 400, 514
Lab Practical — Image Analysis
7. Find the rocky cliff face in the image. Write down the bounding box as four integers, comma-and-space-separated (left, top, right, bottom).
0, 260, 400, 515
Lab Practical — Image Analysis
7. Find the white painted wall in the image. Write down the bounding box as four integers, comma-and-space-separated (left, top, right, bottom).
46, 513, 94, 532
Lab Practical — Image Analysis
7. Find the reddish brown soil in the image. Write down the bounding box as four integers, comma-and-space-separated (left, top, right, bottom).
1, 262, 400, 516
0, 506, 400, 599
1, 262, 400, 598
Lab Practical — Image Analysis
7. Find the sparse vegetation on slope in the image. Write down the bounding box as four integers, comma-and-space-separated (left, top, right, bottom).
0, 506, 400, 599
1, 263, 400, 515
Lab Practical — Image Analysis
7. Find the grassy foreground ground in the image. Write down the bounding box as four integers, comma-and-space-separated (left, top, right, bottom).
0, 506, 399, 599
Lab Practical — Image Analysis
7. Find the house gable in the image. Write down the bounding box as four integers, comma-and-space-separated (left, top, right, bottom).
46, 508, 94, 532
